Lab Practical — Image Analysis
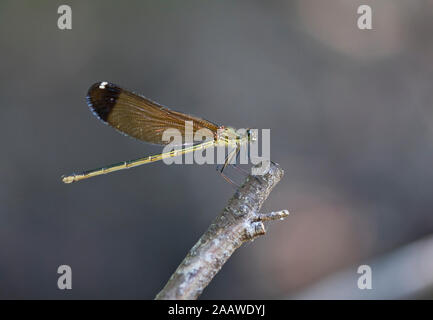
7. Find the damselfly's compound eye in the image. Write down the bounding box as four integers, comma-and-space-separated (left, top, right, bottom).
247, 129, 257, 142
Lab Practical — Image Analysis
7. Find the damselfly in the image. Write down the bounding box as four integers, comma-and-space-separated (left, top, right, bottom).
62, 82, 256, 184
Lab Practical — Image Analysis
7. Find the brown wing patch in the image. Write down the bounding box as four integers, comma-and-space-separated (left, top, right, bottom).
86, 82, 219, 145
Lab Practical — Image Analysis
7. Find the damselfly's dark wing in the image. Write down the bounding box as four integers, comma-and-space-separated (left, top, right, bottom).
87, 82, 219, 145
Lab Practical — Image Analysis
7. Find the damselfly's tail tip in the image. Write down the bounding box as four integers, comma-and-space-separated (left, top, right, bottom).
61, 174, 75, 184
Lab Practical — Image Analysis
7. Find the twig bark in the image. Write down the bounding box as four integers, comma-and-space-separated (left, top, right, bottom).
155, 162, 289, 300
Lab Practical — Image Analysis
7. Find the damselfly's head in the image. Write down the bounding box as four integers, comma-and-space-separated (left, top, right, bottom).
247, 129, 257, 142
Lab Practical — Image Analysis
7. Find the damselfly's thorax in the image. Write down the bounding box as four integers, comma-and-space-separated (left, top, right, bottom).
215, 126, 251, 147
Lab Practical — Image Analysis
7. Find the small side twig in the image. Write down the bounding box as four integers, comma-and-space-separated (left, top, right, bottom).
155, 162, 289, 300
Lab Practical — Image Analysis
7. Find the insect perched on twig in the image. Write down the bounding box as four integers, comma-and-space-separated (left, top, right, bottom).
62, 82, 256, 184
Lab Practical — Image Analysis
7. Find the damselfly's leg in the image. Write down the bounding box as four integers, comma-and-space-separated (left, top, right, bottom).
245, 151, 266, 184
216, 147, 240, 187
230, 147, 250, 177
230, 147, 264, 184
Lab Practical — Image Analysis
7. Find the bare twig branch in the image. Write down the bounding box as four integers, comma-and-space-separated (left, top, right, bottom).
155, 162, 288, 300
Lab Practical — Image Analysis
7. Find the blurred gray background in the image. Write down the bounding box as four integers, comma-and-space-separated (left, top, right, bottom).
1, 0, 433, 299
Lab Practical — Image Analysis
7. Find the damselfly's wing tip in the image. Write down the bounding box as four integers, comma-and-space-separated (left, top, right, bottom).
87, 81, 122, 122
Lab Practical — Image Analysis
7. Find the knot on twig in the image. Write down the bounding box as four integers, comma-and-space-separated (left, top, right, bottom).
243, 221, 266, 240
243, 209, 290, 241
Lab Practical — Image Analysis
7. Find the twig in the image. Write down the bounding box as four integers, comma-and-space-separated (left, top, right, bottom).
155, 162, 289, 300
